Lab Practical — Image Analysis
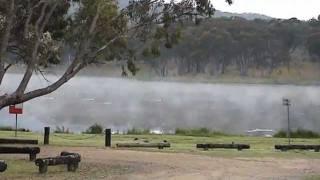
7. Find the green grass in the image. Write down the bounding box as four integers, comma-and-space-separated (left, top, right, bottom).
1, 130, 320, 179
305, 175, 320, 180
0, 130, 320, 158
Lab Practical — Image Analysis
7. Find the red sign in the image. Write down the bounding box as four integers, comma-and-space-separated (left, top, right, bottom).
9, 104, 23, 114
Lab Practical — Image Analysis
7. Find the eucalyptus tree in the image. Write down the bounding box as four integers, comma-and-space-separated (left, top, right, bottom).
0, 0, 232, 109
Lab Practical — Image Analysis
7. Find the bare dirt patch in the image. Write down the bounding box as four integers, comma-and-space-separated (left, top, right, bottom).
19, 146, 318, 180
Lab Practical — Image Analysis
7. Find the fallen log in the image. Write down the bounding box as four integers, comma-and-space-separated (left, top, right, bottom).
35, 152, 81, 174
196, 144, 250, 151
0, 160, 7, 172
0, 138, 38, 145
275, 145, 320, 152
116, 142, 170, 149
0, 146, 40, 161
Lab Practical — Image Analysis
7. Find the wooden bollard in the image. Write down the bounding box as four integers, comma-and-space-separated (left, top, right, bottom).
0, 160, 7, 172
44, 127, 50, 145
105, 129, 111, 147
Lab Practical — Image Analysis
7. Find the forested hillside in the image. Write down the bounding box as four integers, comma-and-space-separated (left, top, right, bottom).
140, 16, 320, 82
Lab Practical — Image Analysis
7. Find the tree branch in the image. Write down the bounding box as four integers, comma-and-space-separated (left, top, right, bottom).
0, 61, 86, 109
92, 34, 127, 57
4, 64, 12, 72
35, 67, 51, 83
24, 0, 33, 38
15, 2, 58, 95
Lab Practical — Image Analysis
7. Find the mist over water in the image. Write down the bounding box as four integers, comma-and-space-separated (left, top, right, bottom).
1, 74, 320, 133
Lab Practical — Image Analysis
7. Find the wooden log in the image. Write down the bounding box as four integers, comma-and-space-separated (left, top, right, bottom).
275, 145, 320, 152
0, 146, 40, 161
35, 152, 81, 174
196, 144, 250, 151
116, 143, 170, 149
0, 160, 7, 173
0, 138, 38, 145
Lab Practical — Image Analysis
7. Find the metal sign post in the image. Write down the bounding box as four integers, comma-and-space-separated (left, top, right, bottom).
15, 114, 18, 137
9, 104, 23, 137
282, 99, 291, 145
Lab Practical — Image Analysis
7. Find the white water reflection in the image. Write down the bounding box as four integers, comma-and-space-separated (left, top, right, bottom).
0, 74, 320, 133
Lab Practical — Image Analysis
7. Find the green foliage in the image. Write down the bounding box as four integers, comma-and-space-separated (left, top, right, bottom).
151, 45, 161, 57
307, 33, 320, 60
175, 128, 230, 137
143, 16, 320, 77
85, 123, 103, 134
127, 59, 140, 76
127, 128, 150, 135
142, 48, 151, 57
274, 129, 320, 139
154, 27, 167, 40
54, 126, 71, 134
273, 130, 287, 138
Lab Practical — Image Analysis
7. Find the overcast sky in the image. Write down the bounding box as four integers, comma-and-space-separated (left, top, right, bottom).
211, 0, 320, 20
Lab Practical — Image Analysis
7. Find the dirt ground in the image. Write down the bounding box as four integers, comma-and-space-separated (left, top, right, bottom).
16, 146, 316, 180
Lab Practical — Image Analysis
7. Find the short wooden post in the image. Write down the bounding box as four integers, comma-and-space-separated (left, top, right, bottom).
0, 160, 7, 172
38, 160, 48, 174
29, 153, 37, 161
44, 127, 50, 145
67, 163, 78, 172
105, 129, 111, 147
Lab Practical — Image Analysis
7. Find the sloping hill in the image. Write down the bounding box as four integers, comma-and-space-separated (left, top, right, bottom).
214, 10, 273, 20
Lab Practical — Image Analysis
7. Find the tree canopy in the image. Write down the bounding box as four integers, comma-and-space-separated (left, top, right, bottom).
0, 0, 232, 109
143, 16, 320, 77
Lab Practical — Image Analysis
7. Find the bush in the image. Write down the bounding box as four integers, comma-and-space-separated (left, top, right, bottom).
54, 126, 71, 134
127, 128, 150, 135
273, 130, 286, 138
175, 128, 229, 137
85, 123, 103, 134
274, 129, 320, 138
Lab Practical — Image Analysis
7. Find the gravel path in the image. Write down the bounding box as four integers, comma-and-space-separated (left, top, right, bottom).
34, 146, 320, 180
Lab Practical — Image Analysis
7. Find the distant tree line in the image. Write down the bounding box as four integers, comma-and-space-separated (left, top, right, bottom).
274, 129, 320, 139
142, 16, 320, 77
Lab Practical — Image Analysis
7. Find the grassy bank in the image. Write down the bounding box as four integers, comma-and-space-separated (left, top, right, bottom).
0, 131, 320, 158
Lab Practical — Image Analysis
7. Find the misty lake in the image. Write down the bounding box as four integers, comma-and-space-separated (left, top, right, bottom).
1, 74, 320, 133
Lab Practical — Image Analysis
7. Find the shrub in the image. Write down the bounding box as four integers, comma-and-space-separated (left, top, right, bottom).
127, 128, 150, 135
274, 129, 320, 138
175, 128, 229, 137
85, 123, 103, 134
273, 130, 286, 138
54, 126, 71, 134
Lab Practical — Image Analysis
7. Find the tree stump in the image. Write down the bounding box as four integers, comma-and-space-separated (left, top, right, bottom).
0, 160, 7, 172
